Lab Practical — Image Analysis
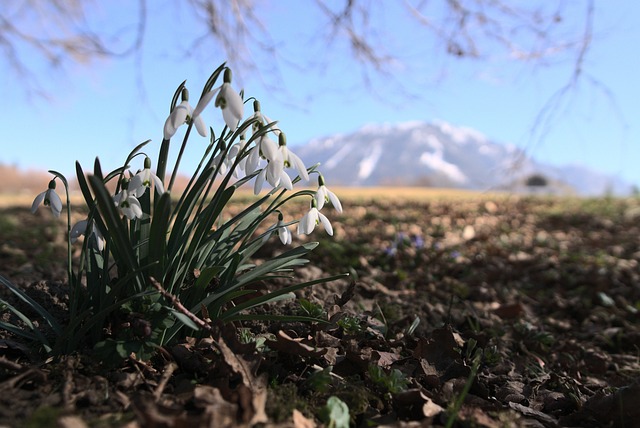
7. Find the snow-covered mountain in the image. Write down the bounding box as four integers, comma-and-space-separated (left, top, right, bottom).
294, 121, 632, 196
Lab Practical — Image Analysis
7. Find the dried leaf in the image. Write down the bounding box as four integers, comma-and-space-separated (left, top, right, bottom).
293, 408, 317, 428
266, 330, 327, 358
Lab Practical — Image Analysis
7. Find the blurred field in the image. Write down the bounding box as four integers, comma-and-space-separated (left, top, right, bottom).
0, 185, 511, 208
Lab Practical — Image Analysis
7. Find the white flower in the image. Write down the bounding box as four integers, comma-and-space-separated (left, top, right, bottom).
163, 99, 208, 140
265, 155, 286, 188
280, 145, 309, 181
249, 103, 280, 136
253, 160, 292, 195
215, 82, 244, 131
276, 215, 292, 245
70, 219, 105, 251
315, 175, 342, 213
297, 201, 333, 236
246, 134, 279, 175
130, 157, 165, 196
31, 180, 62, 218
193, 69, 244, 132
113, 188, 143, 220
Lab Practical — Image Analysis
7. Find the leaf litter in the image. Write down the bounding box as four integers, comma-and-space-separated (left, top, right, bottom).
1, 195, 640, 427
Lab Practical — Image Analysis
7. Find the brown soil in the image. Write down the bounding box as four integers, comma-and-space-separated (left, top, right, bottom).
1, 195, 639, 427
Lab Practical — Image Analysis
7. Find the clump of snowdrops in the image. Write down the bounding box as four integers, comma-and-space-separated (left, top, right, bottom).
0, 63, 345, 359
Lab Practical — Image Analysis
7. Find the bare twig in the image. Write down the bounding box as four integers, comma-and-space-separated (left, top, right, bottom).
0, 356, 23, 372
153, 362, 177, 401
149, 276, 215, 333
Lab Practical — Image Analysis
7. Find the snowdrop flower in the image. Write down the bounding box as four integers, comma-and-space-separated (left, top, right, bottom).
31, 179, 62, 218
278, 133, 309, 181
70, 219, 105, 251
163, 89, 208, 139
297, 199, 333, 236
250, 100, 280, 136
276, 213, 292, 245
113, 184, 143, 220
193, 68, 243, 132
129, 157, 165, 196
216, 81, 243, 131
246, 134, 280, 175
253, 159, 292, 194
315, 174, 342, 212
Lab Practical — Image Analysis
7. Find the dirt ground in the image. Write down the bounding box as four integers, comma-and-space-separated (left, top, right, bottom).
1, 193, 640, 427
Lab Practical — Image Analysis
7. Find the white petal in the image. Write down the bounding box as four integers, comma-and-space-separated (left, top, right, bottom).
223, 84, 244, 121
278, 170, 293, 191
164, 104, 188, 139
129, 198, 143, 219
278, 222, 292, 245
260, 137, 279, 162
152, 174, 165, 194
266, 158, 284, 187
31, 191, 46, 213
328, 190, 343, 213
254, 168, 267, 195
70, 219, 88, 243
217, 84, 243, 131
245, 147, 260, 175
192, 89, 217, 118
315, 187, 327, 210
171, 102, 189, 128
193, 115, 209, 137
301, 209, 319, 235
48, 190, 63, 217
297, 213, 309, 235
289, 151, 309, 181
163, 120, 177, 140
318, 212, 334, 236
129, 175, 146, 197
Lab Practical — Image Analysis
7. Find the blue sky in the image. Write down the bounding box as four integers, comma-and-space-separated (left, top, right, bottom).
2, 1, 638, 188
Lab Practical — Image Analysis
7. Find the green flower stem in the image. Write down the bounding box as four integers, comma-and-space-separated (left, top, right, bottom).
63, 179, 75, 317
167, 121, 194, 192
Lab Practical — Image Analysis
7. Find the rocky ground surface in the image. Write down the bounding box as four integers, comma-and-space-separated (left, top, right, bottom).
1, 194, 640, 427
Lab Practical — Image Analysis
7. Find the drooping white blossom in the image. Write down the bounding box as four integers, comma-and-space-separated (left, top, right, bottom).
130, 157, 165, 197
276, 214, 292, 245
31, 179, 63, 218
163, 92, 208, 140
113, 186, 143, 220
315, 175, 342, 213
70, 219, 105, 251
277, 133, 309, 181
215, 82, 243, 131
297, 200, 333, 236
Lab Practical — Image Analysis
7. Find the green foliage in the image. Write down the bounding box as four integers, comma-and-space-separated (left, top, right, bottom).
320, 396, 350, 428
368, 365, 409, 394
304, 365, 334, 393
298, 298, 325, 319
337, 315, 362, 335
1, 63, 346, 359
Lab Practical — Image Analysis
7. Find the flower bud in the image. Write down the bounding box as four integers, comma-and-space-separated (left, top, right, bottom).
278, 132, 287, 147
181, 87, 189, 101
48, 179, 57, 190
223, 68, 232, 84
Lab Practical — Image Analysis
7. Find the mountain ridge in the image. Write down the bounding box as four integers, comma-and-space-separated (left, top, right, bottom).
294, 120, 632, 196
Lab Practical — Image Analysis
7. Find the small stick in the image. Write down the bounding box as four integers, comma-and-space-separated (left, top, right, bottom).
153, 362, 177, 401
149, 277, 215, 333
0, 356, 23, 372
